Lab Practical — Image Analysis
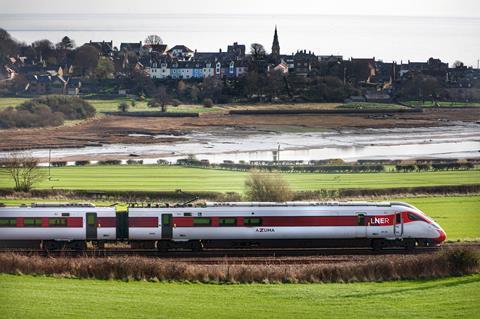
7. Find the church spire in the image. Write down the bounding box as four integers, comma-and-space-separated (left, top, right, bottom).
272, 25, 280, 59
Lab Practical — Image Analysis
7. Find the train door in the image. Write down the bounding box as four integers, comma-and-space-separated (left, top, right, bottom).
161, 214, 173, 239
394, 212, 403, 237
356, 213, 367, 237
86, 212, 97, 240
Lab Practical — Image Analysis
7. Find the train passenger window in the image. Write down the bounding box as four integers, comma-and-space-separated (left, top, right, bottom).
87, 214, 96, 225
24, 218, 42, 227
357, 214, 365, 226
48, 218, 67, 227
244, 218, 262, 226
162, 214, 171, 226
193, 217, 211, 226
408, 213, 422, 221
0, 218, 16, 227
219, 218, 236, 226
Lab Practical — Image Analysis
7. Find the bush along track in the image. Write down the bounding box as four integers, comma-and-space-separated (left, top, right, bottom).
0, 248, 478, 283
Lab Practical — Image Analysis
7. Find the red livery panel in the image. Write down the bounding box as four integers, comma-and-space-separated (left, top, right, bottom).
129, 217, 158, 227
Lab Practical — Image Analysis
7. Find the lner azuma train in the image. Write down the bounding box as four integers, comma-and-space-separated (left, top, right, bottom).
0, 201, 446, 251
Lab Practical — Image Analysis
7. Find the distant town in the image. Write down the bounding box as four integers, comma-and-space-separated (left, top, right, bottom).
1, 27, 479, 104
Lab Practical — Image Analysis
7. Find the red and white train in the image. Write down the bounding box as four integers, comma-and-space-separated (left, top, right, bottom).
0, 201, 446, 251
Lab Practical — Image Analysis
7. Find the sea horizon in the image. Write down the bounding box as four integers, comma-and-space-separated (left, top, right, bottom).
2, 13, 480, 66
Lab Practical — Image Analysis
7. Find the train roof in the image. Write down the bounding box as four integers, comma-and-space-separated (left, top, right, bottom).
0, 201, 418, 210
205, 201, 417, 209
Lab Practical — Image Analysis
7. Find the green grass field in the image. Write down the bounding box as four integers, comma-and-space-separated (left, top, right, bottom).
0, 274, 479, 319
338, 102, 408, 110
0, 165, 478, 192
0, 195, 478, 241
405, 100, 480, 107
394, 196, 480, 241
0, 97, 220, 114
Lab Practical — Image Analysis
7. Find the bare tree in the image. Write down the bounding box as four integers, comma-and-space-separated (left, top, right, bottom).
453, 60, 464, 69
118, 102, 130, 113
250, 43, 266, 60
144, 35, 164, 45
148, 86, 171, 112
244, 170, 293, 202
0, 154, 46, 192
74, 45, 100, 76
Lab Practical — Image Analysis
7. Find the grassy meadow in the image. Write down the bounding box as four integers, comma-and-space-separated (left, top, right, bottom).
0, 97, 221, 114
0, 274, 479, 319
0, 165, 479, 192
0, 97, 409, 114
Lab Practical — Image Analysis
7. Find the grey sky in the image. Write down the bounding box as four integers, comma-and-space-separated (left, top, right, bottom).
1, 0, 479, 17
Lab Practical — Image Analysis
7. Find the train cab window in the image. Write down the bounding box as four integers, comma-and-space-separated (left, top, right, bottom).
0, 218, 17, 227
48, 218, 67, 227
408, 213, 422, 221
244, 218, 262, 226
24, 218, 42, 227
395, 213, 402, 223
193, 217, 211, 226
219, 218, 237, 226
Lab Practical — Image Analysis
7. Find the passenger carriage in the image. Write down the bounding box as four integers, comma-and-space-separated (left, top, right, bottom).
0, 201, 446, 251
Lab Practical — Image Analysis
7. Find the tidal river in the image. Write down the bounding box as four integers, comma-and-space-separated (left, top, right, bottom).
1, 124, 479, 165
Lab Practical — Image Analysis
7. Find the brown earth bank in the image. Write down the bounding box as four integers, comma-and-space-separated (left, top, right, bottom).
0, 247, 478, 283
0, 108, 479, 151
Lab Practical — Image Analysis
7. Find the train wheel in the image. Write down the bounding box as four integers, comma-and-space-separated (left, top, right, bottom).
157, 240, 171, 252
404, 239, 416, 252
68, 241, 86, 251
43, 240, 62, 251
190, 240, 203, 252
371, 239, 384, 251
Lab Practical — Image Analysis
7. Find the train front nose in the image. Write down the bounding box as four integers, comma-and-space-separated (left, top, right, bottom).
433, 226, 447, 244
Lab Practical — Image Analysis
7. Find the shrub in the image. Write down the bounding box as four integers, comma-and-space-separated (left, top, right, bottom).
50, 161, 67, 167
0, 95, 96, 129
171, 99, 181, 107
74, 160, 90, 166
202, 98, 214, 108
444, 248, 479, 275
126, 159, 143, 165
19, 95, 96, 120
98, 160, 122, 165
244, 170, 293, 202
157, 159, 170, 165
118, 102, 130, 112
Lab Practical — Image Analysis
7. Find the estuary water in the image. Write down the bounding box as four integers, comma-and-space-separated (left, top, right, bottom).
2, 13, 480, 66
1, 124, 479, 165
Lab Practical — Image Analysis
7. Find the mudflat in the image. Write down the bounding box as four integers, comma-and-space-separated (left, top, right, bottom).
1, 107, 479, 151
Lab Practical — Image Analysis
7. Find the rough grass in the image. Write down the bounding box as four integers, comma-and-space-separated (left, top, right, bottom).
0, 165, 478, 192
0, 248, 478, 283
0, 273, 478, 319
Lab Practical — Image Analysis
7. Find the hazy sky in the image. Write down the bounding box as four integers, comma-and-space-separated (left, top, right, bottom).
1, 0, 479, 17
